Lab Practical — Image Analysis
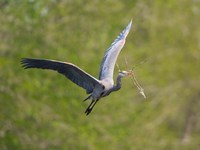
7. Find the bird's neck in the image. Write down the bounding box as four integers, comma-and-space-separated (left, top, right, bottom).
102, 75, 123, 96
112, 75, 123, 91
117, 75, 123, 86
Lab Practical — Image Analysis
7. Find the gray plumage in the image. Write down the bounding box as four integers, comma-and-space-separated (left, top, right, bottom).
21, 20, 132, 115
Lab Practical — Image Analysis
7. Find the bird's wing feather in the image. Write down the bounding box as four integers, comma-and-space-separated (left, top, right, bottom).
21, 58, 101, 94
99, 20, 132, 80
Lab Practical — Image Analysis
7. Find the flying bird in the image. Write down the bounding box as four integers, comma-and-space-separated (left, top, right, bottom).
21, 20, 133, 115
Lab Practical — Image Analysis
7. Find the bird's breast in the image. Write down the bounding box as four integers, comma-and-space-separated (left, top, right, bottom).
100, 78, 114, 90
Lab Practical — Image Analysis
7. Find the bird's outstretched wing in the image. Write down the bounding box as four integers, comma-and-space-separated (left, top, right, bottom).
21, 58, 101, 94
99, 20, 132, 80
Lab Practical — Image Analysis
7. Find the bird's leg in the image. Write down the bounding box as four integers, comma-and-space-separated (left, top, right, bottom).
83, 95, 92, 101
85, 100, 95, 114
88, 100, 98, 114
85, 100, 99, 115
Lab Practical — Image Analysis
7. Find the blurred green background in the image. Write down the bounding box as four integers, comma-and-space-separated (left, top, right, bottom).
0, 0, 200, 149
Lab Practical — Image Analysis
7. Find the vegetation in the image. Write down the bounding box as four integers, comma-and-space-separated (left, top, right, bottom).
0, 0, 199, 149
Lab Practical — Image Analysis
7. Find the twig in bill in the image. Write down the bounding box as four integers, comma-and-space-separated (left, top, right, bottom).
116, 63, 121, 72
129, 70, 146, 99
124, 57, 146, 99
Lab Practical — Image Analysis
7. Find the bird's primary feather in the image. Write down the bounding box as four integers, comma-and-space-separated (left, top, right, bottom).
21, 58, 101, 94
99, 20, 132, 80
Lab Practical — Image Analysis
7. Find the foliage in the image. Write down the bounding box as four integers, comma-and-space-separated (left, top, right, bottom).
0, 0, 199, 149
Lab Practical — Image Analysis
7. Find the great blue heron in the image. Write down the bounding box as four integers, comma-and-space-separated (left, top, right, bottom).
21, 20, 132, 115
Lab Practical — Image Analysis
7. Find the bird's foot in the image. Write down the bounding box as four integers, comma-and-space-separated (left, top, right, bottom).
83, 95, 92, 102
84, 99, 99, 116
85, 108, 92, 116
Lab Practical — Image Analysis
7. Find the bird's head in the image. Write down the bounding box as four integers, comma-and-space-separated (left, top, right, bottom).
118, 70, 133, 77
